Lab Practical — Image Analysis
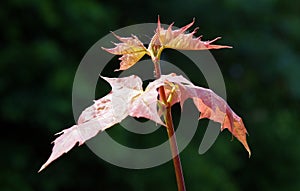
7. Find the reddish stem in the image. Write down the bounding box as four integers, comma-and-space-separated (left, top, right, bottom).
154, 60, 186, 191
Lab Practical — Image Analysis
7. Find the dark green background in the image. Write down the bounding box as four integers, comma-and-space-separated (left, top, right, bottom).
1, 0, 300, 190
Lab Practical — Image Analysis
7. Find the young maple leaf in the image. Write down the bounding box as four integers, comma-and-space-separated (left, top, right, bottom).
102, 33, 148, 71
39, 74, 250, 172
152, 74, 250, 155
148, 17, 232, 57
39, 75, 163, 172
102, 17, 231, 71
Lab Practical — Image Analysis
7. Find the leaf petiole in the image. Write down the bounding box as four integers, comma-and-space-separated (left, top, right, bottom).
166, 83, 178, 105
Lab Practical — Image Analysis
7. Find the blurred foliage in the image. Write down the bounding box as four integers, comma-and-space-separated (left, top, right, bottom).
1, 0, 300, 190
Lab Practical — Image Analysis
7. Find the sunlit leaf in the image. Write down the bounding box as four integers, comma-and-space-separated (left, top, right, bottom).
39, 75, 163, 172
102, 32, 148, 71
154, 74, 250, 155
149, 17, 232, 52
102, 17, 231, 71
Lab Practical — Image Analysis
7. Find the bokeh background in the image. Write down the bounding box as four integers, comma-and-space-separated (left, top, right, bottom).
1, 0, 300, 190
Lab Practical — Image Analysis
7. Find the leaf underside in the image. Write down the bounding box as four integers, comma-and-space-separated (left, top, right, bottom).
39, 74, 250, 172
